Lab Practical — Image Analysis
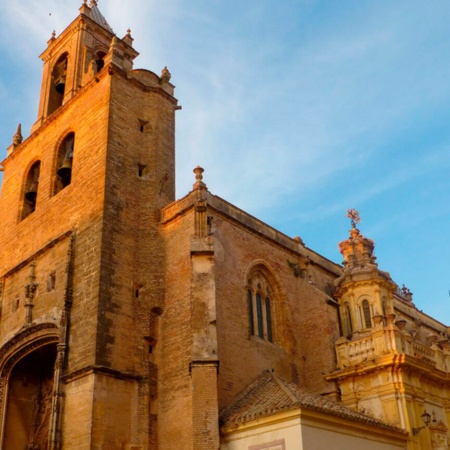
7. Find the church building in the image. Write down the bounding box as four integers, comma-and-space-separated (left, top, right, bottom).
0, 2, 449, 449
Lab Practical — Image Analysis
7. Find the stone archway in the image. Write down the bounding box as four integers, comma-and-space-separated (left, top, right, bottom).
3, 343, 57, 449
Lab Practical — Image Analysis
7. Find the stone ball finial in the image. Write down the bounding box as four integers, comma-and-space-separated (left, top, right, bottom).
126, 28, 131, 36
161, 66, 171, 83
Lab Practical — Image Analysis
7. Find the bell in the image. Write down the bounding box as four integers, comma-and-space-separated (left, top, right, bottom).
57, 158, 72, 182
25, 181, 38, 203
54, 77, 66, 94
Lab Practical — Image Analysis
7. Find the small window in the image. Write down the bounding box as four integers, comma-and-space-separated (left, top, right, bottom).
137, 163, 147, 178
55, 133, 75, 194
138, 119, 149, 133
342, 303, 352, 337
22, 161, 41, 219
362, 300, 372, 328
47, 272, 56, 292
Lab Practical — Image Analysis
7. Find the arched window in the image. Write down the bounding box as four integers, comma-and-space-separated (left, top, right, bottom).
247, 269, 274, 342
342, 303, 353, 337
362, 300, 372, 329
22, 161, 41, 219
48, 53, 68, 116
54, 133, 74, 193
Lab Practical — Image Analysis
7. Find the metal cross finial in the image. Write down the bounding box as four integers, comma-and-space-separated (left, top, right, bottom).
346, 208, 361, 228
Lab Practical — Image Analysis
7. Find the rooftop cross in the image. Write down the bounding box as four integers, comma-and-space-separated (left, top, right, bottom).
346, 208, 361, 228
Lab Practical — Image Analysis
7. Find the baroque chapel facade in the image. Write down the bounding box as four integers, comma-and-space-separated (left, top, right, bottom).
0, 3, 449, 450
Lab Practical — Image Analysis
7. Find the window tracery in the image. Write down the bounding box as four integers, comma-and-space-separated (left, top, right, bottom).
247, 270, 273, 342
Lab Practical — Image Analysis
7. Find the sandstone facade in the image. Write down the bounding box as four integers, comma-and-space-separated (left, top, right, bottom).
0, 3, 448, 450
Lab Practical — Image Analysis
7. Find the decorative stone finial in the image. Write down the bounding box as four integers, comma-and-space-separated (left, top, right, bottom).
89, 0, 98, 6
161, 66, 171, 83
346, 208, 360, 229
12, 123, 23, 146
338, 209, 377, 270
193, 166, 207, 190
47, 30, 56, 46
83, 0, 88, 5
123, 28, 134, 46
401, 284, 413, 302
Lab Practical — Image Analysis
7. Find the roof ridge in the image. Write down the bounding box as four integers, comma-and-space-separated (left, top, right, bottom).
219, 371, 272, 420
271, 373, 300, 404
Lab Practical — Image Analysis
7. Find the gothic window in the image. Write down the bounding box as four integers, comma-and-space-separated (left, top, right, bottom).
22, 161, 41, 219
48, 52, 68, 116
247, 269, 274, 342
54, 133, 74, 194
362, 299, 372, 328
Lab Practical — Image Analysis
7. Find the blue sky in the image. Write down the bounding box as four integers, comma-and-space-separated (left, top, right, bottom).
1, 1, 449, 323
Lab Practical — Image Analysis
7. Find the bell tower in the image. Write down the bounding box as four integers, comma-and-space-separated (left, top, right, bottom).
334, 209, 396, 338
0, 1, 178, 448
32, 0, 138, 132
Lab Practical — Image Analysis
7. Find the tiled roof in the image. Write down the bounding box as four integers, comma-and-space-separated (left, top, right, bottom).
220, 372, 405, 433
89, 2, 114, 33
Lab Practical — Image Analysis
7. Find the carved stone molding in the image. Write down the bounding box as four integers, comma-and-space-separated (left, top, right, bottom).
0, 323, 59, 368
0, 324, 59, 445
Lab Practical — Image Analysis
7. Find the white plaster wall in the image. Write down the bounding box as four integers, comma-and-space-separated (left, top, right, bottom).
221, 417, 302, 450
302, 424, 404, 450
221, 416, 406, 450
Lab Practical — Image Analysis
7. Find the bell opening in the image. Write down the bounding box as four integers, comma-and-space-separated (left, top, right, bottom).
57, 159, 72, 187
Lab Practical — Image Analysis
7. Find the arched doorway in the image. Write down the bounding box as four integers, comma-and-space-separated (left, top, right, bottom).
3, 343, 57, 449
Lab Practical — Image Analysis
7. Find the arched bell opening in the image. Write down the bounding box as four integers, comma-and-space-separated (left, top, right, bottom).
47, 52, 68, 116
94, 51, 107, 73
3, 343, 57, 450
22, 161, 41, 219
54, 133, 75, 194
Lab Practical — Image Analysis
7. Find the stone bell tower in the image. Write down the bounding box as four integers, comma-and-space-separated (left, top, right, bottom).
0, 1, 177, 448
334, 209, 396, 338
